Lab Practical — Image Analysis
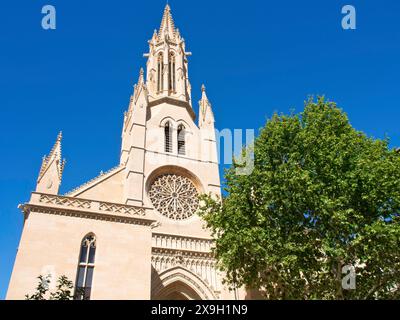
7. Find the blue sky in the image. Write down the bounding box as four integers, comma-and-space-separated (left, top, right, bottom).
0, 0, 399, 299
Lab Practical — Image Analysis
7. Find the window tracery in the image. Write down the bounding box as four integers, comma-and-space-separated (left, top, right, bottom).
148, 174, 199, 220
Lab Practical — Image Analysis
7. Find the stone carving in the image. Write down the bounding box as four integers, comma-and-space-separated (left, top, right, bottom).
151, 249, 219, 292
99, 202, 145, 216
39, 194, 91, 209
148, 174, 199, 220
152, 233, 213, 252
38, 194, 146, 217
82, 234, 96, 250
151, 233, 219, 294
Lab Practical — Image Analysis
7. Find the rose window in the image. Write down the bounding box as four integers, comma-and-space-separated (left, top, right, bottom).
148, 174, 199, 220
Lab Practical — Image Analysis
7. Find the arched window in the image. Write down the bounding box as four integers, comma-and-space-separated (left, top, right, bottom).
177, 124, 185, 155
164, 122, 172, 153
168, 52, 176, 92
157, 53, 164, 92
74, 234, 96, 300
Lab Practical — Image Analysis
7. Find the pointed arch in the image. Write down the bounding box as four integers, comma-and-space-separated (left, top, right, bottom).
145, 165, 204, 193
164, 121, 172, 153
177, 124, 185, 155
74, 233, 96, 300
157, 52, 164, 92
168, 51, 176, 92
152, 266, 217, 300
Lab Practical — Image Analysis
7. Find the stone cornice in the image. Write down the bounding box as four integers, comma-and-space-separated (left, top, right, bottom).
148, 96, 196, 120
20, 193, 156, 226
152, 247, 214, 259
143, 149, 219, 166
152, 231, 213, 242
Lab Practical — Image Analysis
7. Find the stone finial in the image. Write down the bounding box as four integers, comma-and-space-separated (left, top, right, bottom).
158, 4, 176, 38
138, 67, 144, 85
200, 84, 209, 103
36, 131, 66, 194
198, 84, 215, 127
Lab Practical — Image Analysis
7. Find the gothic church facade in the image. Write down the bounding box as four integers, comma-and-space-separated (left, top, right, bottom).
7, 5, 246, 300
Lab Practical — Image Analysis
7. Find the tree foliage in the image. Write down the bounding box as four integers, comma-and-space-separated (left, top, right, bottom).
25, 275, 75, 300
25, 275, 50, 300
199, 97, 400, 299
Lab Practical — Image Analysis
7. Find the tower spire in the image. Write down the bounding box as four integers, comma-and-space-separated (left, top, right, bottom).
199, 85, 215, 127
144, 4, 193, 113
158, 4, 176, 39
36, 132, 66, 194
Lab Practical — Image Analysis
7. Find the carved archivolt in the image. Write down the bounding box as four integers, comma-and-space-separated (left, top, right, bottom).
148, 174, 199, 220
151, 249, 219, 293
151, 232, 220, 299
152, 266, 218, 300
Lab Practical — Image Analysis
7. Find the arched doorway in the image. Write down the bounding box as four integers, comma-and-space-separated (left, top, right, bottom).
151, 266, 216, 300
154, 280, 202, 300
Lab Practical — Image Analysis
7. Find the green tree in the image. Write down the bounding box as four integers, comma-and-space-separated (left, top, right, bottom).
49, 275, 75, 300
25, 275, 75, 300
199, 97, 400, 299
25, 275, 50, 300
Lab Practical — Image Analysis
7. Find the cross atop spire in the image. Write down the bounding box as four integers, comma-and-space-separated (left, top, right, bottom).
158, 4, 176, 38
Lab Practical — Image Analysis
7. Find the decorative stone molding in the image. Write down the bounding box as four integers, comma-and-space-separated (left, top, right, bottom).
160, 273, 211, 300
147, 97, 196, 120
21, 192, 155, 226
151, 266, 219, 300
151, 233, 220, 294
99, 202, 145, 216
152, 232, 214, 253
21, 206, 154, 226
39, 194, 92, 209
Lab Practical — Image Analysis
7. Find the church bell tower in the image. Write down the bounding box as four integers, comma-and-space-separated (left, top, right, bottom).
120, 4, 221, 214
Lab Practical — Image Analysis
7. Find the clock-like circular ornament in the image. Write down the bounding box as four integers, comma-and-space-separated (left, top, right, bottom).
148, 174, 199, 220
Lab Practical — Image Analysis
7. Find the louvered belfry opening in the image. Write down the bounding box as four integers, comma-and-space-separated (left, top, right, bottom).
165, 122, 172, 153
177, 124, 185, 155
157, 53, 164, 93
168, 52, 176, 93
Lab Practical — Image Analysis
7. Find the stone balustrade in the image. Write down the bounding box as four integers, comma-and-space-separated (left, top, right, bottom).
26, 192, 150, 223
152, 232, 214, 253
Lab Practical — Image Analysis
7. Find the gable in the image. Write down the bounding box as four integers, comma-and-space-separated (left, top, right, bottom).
65, 166, 125, 203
